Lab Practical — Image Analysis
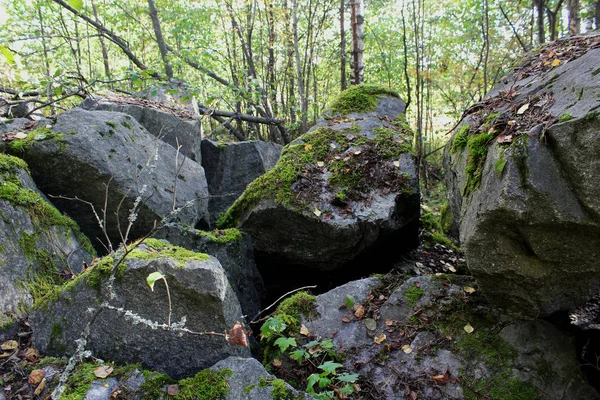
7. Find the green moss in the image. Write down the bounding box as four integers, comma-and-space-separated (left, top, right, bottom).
276, 291, 317, 321
86, 255, 118, 288
372, 126, 413, 158
440, 202, 453, 234
327, 84, 400, 116
403, 285, 425, 307
558, 113, 573, 122
583, 112, 600, 121
121, 121, 132, 129
494, 151, 507, 178
126, 238, 209, 268
198, 228, 242, 244
7, 127, 67, 154
177, 369, 231, 399
258, 377, 297, 400
105, 121, 117, 129
140, 370, 176, 398
451, 124, 471, 154
463, 133, 494, 197
510, 135, 529, 187
61, 362, 97, 400
486, 112, 499, 123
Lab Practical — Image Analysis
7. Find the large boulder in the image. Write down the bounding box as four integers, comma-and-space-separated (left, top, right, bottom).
30, 239, 249, 379
0, 109, 210, 251
0, 154, 93, 325
201, 139, 282, 227
444, 33, 600, 318
80, 93, 202, 163
153, 224, 264, 321
218, 85, 419, 272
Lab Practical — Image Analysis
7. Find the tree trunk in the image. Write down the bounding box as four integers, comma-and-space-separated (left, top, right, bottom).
147, 0, 173, 79
293, 0, 308, 133
536, 0, 545, 44
567, 0, 581, 35
37, 4, 54, 115
340, 0, 347, 90
350, 0, 364, 85
596, 0, 600, 29
91, 0, 111, 83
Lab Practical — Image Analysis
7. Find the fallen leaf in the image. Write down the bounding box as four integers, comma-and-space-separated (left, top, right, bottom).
374, 333, 386, 344
364, 318, 377, 331
313, 208, 322, 217
28, 369, 45, 385
229, 322, 248, 347
93, 365, 114, 379
317, 161, 325, 167
341, 315, 352, 323
299, 324, 310, 336
272, 358, 282, 367
551, 58, 561, 67
415, 281, 421, 288
393, 160, 401, 167
517, 103, 530, 115
385, 319, 394, 326
402, 344, 413, 354
0, 352, 10, 359
410, 391, 418, 400
464, 323, 475, 334
24, 347, 40, 362
1, 340, 18, 351
14, 132, 27, 139
33, 378, 46, 396
353, 150, 362, 156
496, 134, 514, 144
432, 373, 449, 383
464, 286, 476, 294
507, 120, 517, 126
304, 144, 313, 151
167, 385, 180, 396
447, 265, 457, 273
353, 304, 365, 319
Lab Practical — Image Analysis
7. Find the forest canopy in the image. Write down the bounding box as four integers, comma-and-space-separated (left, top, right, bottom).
0, 0, 598, 153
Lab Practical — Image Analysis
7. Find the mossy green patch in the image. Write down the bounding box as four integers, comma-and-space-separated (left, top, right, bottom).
510, 135, 529, 187
372, 126, 413, 158
7, 127, 68, 153
403, 285, 425, 307
327, 84, 400, 116
126, 238, 209, 268
177, 368, 232, 399
420, 210, 457, 249
439, 202, 453, 234
198, 228, 242, 244
140, 370, 176, 398
558, 113, 573, 122
258, 377, 298, 399
451, 124, 470, 154
276, 291, 318, 322
494, 151, 507, 178
463, 133, 494, 197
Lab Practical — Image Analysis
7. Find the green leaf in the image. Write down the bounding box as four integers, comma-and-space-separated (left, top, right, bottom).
318, 361, 342, 375
344, 296, 355, 308
274, 337, 296, 353
289, 349, 308, 362
68, 0, 83, 11
318, 376, 331, 388
303, 340, 321, 348
146, 272, 165, 291
320, 338, 334, 349
260, 317, 286, 338
54, 86, 63, 97
0, 45, 15, 64
306, 374, 320, 392
337, 373, 359, 383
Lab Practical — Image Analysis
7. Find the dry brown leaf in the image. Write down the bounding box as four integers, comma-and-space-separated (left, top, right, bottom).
1, 340, 18, 351
24, 347, 40, 362
167, 384, 180, 396
299, 324, 310, 336
385, 319, 394, 326
0, 352, 11, 359
229, 322, 248, 347
272, 358, 282, 367
94, 365, 114, 379
401, 344, 413, 354
353, 304, 365, 319
432, 373, 449, 383
393, 160, 400, 167
341, 316, 352, 323
34, 378, 46, 396
374, 333, 386, 344
28, 369, 45, 385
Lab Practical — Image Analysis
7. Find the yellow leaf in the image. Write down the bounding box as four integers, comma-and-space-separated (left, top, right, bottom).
464, 323, 475, 334
401, 344, 413, 354
464, 286, 476, 294
551, 58, 561, 67
313, 208, 322, 217
374, 333, 386, 344
517, 103, 530, 115
272, 358, 282, 367
300, 324, 310, 336
317, 161, 325, 167
1, 340, 18, 351
28, 369, 45, 385
507, 120, 517, 126
304, 144, 313, 151
447, 265, 457, 273
393, 160, 401, 167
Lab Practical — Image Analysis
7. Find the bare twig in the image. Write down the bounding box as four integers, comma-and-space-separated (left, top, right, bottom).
250, 285, 317, 324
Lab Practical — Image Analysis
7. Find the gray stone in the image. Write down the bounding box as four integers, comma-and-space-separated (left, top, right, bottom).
500, 320, 599, 400
0, 154, 92, 321
30, 244, 249, 379
83, 378, 119, 400
210, 356, 313, 400
152, 224, 264, 322
81, 96, 202, 163
444, 34, 600, 317
201, 139, 282, 227
1, 108, 210, 251
224, 92, 419, 271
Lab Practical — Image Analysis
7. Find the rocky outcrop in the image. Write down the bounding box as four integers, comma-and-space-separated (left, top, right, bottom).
444, 33, 600, 318
201, 139, 282, 227
153, 224, 264, 321
80, 94, 202, 163
30, 239, 249, 379
219, 85, 419, 272
0, 154, 93, 325
0, 109, 210, 251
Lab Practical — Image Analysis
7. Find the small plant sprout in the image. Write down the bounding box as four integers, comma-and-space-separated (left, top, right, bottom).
147, 271, 172, 328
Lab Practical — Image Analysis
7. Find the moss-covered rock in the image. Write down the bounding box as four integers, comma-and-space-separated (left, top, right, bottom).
218, 88, 419, 273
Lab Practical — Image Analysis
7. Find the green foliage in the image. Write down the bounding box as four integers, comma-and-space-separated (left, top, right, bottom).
327, 84, 400, 116
177, 369, 231, 400
140, 371, 176, 398
403, 285, 425, 307
439, 202, 453, 234
198, 228, 242, 243
463, 133, 494, 197
558, 113, 573, 122
7, 127, 68, 154
451, 125, 471, 154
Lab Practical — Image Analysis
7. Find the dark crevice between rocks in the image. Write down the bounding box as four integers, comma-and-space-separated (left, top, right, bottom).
254, 218, 419, 315
545, 310, 600, 392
